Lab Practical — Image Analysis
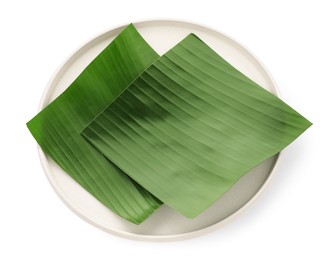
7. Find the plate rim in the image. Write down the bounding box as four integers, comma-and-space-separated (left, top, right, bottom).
37, 19, 282, 242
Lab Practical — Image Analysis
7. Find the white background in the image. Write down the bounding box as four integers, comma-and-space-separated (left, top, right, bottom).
1, 0, 329, 259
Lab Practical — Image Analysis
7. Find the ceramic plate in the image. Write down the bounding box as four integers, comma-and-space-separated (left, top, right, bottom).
38, 20, 280, 241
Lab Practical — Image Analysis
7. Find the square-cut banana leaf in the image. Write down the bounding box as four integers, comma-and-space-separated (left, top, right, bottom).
82, 34, 311, 218
27, 25, 161, 224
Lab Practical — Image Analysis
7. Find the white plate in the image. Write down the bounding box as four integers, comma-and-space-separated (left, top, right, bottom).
38, 20, 280, 241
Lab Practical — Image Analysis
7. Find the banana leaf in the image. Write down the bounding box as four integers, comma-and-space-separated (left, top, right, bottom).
27, 24, 161, 224
82, 34, 312, 218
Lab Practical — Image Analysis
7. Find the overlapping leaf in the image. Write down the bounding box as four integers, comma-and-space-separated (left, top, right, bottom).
82, 34, 312, 218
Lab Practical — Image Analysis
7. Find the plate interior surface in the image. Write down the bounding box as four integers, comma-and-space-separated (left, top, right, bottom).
39, 20, 279, 240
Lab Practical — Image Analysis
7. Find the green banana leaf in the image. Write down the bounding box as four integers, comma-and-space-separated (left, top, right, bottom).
82, 34, 312, 218
27, 24, 161, 224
